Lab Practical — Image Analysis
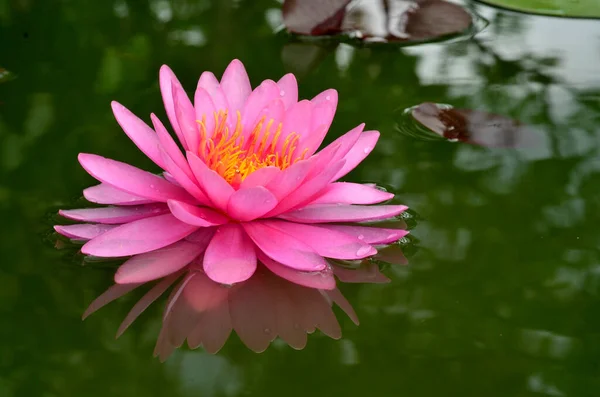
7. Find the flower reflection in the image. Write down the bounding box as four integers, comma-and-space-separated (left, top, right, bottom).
55, 59, 409, 358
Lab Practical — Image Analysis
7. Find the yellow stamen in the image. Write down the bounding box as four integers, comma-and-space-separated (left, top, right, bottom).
195, 110, 307, 185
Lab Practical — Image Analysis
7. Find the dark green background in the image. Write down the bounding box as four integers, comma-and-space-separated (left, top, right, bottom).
2, 1, 600, 396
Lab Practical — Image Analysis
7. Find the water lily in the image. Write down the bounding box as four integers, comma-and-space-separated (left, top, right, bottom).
55, 59, 408, 356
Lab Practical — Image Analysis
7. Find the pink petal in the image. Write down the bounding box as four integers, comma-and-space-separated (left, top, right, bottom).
263, 220, 376, 260
239, 166, 281, 190
82, 282, 142, 319
78, 153, 197, 204
266, 159, 344, 216
229, 272, 277, 352
227, 186, 277, 221
167, 200, 229, 227
307, 123, 364, 179
197, 72, 229, 120
265, 158, 311, 201
277, 73, 298, 109
279, 204, 408, 223
323, 288, 359, 325
334, 131, 380, 180
312, 88, 338, 110
151, 114, 194, 180
333, 262, 390, 284
114, 240, 204, 284
54, 224, 117, 240
83, 183, 153, 206
159, 65, 188, 149
203, 224, 257, 284
194, 87, 216, 138
159, 147, 210, 205
111, 101, 165, 169
310, 182, 394, 205
321, 225, 408, 244
187, 152, 234, 211
278, 100, 312, 152
259, 252, 335, 290
59, 204, 167, 225
116, 272, 183, 337
173, 83, 199, 154
81, 213, 198, 257
220, 59, 252, 114
241, 79, 281, 136
242, 221, 326, 271
185, 227, 216, 245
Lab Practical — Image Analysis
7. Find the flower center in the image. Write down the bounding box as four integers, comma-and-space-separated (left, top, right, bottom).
196, 110, 308, 187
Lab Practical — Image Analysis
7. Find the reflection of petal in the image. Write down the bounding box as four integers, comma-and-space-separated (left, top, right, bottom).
152, 267, 358, 357
333, 261, 391, 284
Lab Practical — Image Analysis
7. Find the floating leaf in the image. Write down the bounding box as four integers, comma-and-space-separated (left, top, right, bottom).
477, 0, 600, 18
282, 0, 474, 43
408, 102, 540, 148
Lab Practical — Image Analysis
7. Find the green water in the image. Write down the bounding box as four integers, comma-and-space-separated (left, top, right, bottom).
2, 1, 600, 396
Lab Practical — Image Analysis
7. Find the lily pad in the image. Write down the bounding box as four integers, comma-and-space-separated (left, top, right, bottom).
408, 102, 540, 148
476, 0, 600, 18
282, 0, 474, 43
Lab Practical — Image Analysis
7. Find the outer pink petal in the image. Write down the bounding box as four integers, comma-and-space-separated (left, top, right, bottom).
266, 159, 344, 216
203, 224, 257, 284
239, 166, 280, 190
151, 114, 194, 179
78, 153, 197, 204
259, 252, 336, 290
220, 59, 252, 114
334, 131, 380, 180
241, 80, 280, 136
114, 241, 204, 284
322, 225, 408, 244
277, 73, 298, 109
159, 65, 188, 149
54, 224, 116, 240
111, 101, 166, 169
116, 272, 183, 337
229, 272, 277, 352
242, 221, 326, 271
59, 204, 167, 225
82, 282, 142, 319
173, 83, 199, 153
263, 220, 376, 259
185, 227, 216, 245
187, 152, 234, 211
227, 186, 277, 221
81, 213, 198, 257
307, 123, 364, 179
159, 147, 211, 205
194, 87, 216, 138
167, 200, 229, 227
310, 182, 394, 205
83, 183, 153, 206
333, 262, 390, 284
280, 204, 408, 224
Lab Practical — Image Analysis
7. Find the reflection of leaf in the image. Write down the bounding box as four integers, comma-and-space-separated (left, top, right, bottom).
95, 47, 123, 94
410, 102, 541, 148
0, 67, 17, 84
282, 0, 473, 44
477, 0, 600, 18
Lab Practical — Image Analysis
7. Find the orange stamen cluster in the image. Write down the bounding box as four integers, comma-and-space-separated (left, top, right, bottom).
197, 110, 308, 187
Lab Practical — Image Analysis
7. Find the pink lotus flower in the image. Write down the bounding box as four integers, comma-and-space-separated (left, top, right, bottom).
55, 59, 408, 356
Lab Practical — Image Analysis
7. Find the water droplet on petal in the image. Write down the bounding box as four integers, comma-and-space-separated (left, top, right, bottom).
356, 246, 372, 257
264, 199, 272, 205
325, 95, 331, 101
150, 184, 155, 189
264, 328, 271, 334
280, 90, 285, 96
363, 147, 372, 154
358, 234, 364, 240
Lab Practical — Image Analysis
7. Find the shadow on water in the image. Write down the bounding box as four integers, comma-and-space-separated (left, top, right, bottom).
1, 1, 600, 396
